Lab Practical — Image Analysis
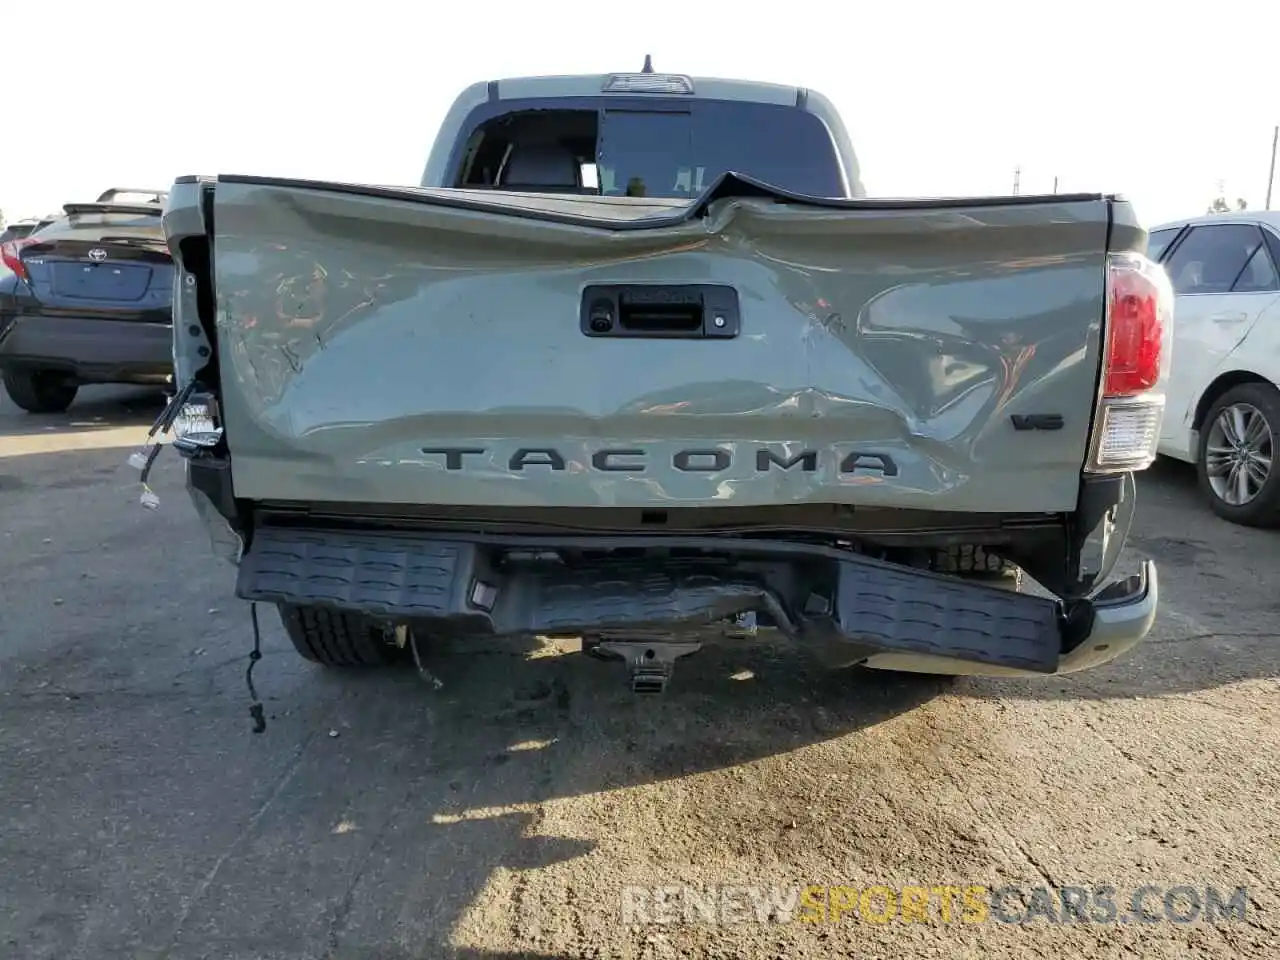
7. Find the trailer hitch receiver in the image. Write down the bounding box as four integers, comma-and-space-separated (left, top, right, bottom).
592, 638, 703, 694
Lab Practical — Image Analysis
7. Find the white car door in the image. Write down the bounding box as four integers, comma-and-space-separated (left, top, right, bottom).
1154, 222, 1280, 460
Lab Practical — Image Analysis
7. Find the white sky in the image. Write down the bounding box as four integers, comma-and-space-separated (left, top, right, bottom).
2, 0, 1276, 229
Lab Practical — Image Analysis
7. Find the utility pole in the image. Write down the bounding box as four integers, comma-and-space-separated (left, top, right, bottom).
1052, 176, 1058, 195
1012, 166, 1021, 196
1267, 124, 1278, 210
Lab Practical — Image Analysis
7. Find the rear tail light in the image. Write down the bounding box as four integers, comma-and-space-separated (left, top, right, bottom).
0, 238, 38, 282
1085, 251, 1174, 473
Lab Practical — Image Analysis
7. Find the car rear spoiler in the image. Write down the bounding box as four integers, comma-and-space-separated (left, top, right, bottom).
96, 187, 169, 204
62, 201, 167, 217
55, 187, 170, 217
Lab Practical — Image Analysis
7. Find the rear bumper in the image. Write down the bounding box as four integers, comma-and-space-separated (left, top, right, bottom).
862, 562, 1157, 676
0, 313, 172, 384
228, 524, 1158, 678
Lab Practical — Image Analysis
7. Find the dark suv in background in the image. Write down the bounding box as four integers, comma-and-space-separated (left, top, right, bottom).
0, 188, 174, 412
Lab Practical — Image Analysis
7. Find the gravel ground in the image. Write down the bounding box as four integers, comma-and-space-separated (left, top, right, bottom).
1, 386, 1277, 959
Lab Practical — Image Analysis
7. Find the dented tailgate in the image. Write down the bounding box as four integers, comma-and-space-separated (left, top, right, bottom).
166, 175, 1123, 515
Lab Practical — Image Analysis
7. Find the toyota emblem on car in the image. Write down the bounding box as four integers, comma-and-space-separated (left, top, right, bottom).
87, 248, 107, 262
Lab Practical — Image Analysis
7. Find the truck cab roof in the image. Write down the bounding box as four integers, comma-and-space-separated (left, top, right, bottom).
480, 71, 805, 106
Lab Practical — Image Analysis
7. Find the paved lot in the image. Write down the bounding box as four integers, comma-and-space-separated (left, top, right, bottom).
1, 385, 1277, 959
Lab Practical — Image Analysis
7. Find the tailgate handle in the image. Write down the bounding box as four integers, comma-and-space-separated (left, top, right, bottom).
581, 284, 740, 339
1209, 311, 1249, 324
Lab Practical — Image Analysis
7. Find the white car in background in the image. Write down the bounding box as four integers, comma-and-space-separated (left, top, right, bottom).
1146, 212, 1280, 526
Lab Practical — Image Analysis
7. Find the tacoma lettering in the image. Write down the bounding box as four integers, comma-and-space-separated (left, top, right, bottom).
420, 447, 485, 470
591, 449, 645, 472
838, 451, 898, 476
421, 446, 899, 476
756, 450, 818, 472
673, 449, 731, 473
510, 448, 567, 471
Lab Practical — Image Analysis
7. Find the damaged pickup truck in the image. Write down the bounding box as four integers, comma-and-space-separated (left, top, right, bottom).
156, 64, 1168, 694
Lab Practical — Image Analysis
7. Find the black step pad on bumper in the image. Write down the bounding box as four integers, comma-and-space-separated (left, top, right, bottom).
235, 526, 1065, 673
834, 564, 1060, 672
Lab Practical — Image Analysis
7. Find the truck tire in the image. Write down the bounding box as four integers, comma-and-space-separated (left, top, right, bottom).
277, 603, 408, 667
1196, 381, 1280, 528
3, 368, 78, 413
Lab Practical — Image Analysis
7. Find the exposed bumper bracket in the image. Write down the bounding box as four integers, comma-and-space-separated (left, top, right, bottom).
231, 526, 1156, 679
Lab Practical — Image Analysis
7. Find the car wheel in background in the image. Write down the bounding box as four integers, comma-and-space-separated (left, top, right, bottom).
1197, 381, 1280, 527
2, 368, 79, 413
